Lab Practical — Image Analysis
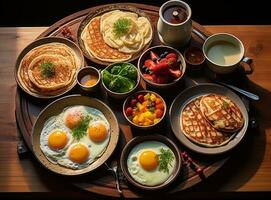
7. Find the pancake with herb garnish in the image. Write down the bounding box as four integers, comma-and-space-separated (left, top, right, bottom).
18, 42, 81, 95
81, 16, 131, 62
199, 94, 244, 132
181, 97, 235, 147
80, 9, 152, 62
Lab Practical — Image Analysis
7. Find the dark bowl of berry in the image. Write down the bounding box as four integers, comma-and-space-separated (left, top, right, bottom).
123, 90, 166, 129
138, 45, 186, 89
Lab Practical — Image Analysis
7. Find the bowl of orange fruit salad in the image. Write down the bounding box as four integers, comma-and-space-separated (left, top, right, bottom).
123, 90, 166, 129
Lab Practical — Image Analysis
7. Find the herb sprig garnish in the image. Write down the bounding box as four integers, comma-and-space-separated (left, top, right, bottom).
222, 100, 229, 109
72, 116, 91, 141
40, 61, 55, 78
113, 18, 132, 38
158, 148, 174, 173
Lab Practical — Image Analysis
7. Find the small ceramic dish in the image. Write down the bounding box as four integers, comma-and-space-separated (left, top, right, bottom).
120, 135, 181, 190
123, 90, 166, 129
101, 62, 140, 99
77, 66, 101, 92
184, 45, 205, 70
138, 45, 186, 89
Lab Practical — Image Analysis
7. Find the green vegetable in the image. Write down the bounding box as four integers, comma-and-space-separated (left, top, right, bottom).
110, 65, 122, 75
71, 116, 92, 141
108, 76, 135, 93
158, 148, 174, 173
102, 63, 137, 93
113, 18, 132, 38
40, 61, 55, 78
102, 69, 114, 86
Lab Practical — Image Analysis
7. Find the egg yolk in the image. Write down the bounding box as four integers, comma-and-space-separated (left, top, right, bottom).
139, 150, 159, 171
88, 122, 107, 142
69, 144, 89, 164
64, 113, 82, 129
48, 131, 68, 150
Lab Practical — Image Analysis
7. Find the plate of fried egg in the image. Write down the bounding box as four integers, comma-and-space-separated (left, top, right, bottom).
31, 95, 119, 175
77, 5, 153, 65
120, 135, 181, 190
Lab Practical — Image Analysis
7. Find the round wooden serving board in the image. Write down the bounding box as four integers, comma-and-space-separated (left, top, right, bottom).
15, 3, 229, 198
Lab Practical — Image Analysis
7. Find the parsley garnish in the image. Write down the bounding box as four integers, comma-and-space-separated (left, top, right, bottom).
40, 61, 55, 78
113, 18, 132, 38
71, 116, 91, 141
158, 148, 174, 173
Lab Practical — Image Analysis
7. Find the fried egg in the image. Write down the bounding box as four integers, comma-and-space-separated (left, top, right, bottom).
127, 141, 176, 186
40, 116, 73, 163
40, 105, 111, 170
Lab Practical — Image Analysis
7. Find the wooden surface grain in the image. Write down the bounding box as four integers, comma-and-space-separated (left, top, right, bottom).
1, 25, 271, 196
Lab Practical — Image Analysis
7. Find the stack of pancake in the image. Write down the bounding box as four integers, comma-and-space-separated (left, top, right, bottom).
181, 94, 244, 147
18, 42, 81, 96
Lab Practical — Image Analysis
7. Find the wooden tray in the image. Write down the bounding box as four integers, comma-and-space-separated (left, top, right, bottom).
15, 3, 230, 198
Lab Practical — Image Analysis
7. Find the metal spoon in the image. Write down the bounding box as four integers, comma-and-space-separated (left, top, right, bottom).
215, 81, 259, 101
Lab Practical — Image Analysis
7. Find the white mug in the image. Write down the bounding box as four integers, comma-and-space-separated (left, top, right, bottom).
157, 0, 192, 47
203, 33, 254, 74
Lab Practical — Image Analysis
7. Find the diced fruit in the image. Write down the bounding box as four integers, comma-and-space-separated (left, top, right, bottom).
133, 115, 139, 124
155, 109, 164, 118
156, 103, 164, 111
144, 93, 150, 100
125, 107, 133, 116
150, 94, 156, 101
154, 118, 160, 124
138, 95, 145, 103
155, 98, 162, 105
130, 99, 137, 107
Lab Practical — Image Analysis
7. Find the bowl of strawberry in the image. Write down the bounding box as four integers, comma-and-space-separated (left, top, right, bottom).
123, 90, 166, 129
138, 46, 186, 88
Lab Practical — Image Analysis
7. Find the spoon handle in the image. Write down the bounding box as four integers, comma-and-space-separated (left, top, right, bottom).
218, 82, 259, 101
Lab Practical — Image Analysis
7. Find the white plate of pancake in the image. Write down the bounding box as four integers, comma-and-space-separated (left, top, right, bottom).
169, 83, 249, 155
15, 37, 84, 98
77, 5, 153, 65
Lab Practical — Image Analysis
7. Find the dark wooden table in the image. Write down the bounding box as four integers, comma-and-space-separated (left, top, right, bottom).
1, 16, 271, 200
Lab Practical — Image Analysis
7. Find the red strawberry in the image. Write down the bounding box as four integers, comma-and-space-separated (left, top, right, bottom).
166, 53, 177, 59
150, 51, 159, 61
143, 74, 153, 81
167, 57, 177, 67
169, 69, 182, 79
144, 59, 156, 69
150, 62, 169, 72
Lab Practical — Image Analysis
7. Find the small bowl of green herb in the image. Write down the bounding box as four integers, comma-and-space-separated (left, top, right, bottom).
120, 135, 182, 190
101, 62, 140, 99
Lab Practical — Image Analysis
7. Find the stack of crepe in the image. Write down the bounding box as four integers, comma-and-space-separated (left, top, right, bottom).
18, 42, 81, 96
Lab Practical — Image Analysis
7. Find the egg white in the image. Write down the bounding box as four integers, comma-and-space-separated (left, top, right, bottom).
40, 116, 73, 164
127, 141, 176, 186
